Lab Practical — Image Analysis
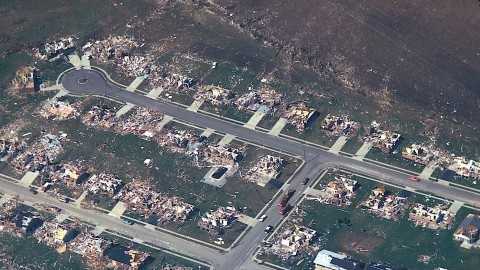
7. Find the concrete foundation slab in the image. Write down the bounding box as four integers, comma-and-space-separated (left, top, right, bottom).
329, 136, 349, 154
353, 142, 373, 160
146, 87, 163, 99
218, 134, 235, 146
201, 167, 228, 188
55, 213, 70, 223
126, 76, 146, 92
109, 202, 127, 218
238, 214, 258, 226
19, 171, 39, 187
201, 128, 215, 138
115, 103, 135, 118
80, 55, 91, 69
419, 162, 438, 180
244, 109, 266, 130
268, 118, 288, 136
187, 99, 204, 112
74, 190, 88, 207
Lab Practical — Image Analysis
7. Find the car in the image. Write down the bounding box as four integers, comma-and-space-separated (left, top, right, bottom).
122, 219, 134, 225
261, 241, 273, 247
29, 187, 38, 195
264, 225, 273, 233
303, 177, 310, 185
258, 214, 267, 222
58, 197, 70, 203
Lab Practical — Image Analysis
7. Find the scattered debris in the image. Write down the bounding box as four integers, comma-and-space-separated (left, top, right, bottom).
82, 105, 118, 129
321, 114, 359, 137
194, 85, 234, 106
359, 186, 408, 221
32, 36, 76, 60
408, 203, 454, 230
364, 121, 401, 153
453, 214, 480, 249
244, 155, 285, 186
282, 102, 318, 132
308, 174, 358, 207
11, 134, 65, 173
235, 87, 282, 113
85, 173, 123, 195
197, 206, 239, 236
38, 100, 81, 120
269, 223, 317, 260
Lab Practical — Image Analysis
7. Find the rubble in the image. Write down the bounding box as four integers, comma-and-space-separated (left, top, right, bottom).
155, 128, 204, 155
309, 174, 358, 207
116, 107, 164, 139
359, 186, 408, 221
282, 102, 318, 132
37, 161, 90, 193
321, 114, 360, 137
446, 157, 480, 180
69, 231, 112, 267
244, 155, 285, 186
454, 214, 480, 248
38, 100, 81, 120
269, 223, 317, 260
114, 180, 194, 225
82, 105, 118, 130
402, 144, 443, 165
0, 139, 27, 162
408, 203, 454, 230
194, 85, 234, 106
234, 87, 282, 113
11, 134, 65, 173
199, 144, 245, 167
197, 206, 239, 236
106, 245, 150, 269
85, 173, 123, 195
33, 36, 76, 60
363, 121, 401, 153
9, 66, 36, 90
33, 220, 78, 252
150, 72, 196, 93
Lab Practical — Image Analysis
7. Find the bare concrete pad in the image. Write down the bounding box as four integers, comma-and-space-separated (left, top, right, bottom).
244, 110, 266, 130
353, 142, 373, 160
116, 103, 135, 118
201, 128, 215, 138
329, 136, 349, 154
158, 115, 173, 131
448, 201, 464, 215
109, 202, 127, 218
218, 134, 235, 146
268, 118, 288, 136
19, 171, 39, 187
68, 54, 81, 68
92, 226, 105, 236
55, 213, 70, 223
126, 76, 146, 92
238, 214, 258, 226
0, 194, 13, 205
202, 167, 228, 188
146, 87, 163, 99
256, 175, 273, 187
187, 99, 204, 112
419, 162, 438, 180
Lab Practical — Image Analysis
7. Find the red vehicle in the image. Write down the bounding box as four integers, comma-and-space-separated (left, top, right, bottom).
279, 204, 292, 216
278, 190, 295, 208
408, 176, 420, 182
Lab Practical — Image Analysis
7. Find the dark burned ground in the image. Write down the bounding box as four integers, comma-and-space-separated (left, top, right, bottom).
209, 0, 480, 157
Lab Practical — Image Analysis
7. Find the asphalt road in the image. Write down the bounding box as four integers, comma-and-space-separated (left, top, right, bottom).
54, 67, 480, 269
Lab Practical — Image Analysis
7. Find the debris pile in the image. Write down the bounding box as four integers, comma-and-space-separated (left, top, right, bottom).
116, 107, 164, 139
244, 155, 285, 186
85, 173, 123, 195
235, 87, 282, 113
38, 161, 89, 192
282, 103, 318, 132
321, 114, 359, 137
402, 144, 441, 165
11, 134, 65, 173
156, 129, 203, 154
270, 224, 317, 260
364, 121, 401, 153
150, 72, 195, 93
359, 186, 408, 221
114, 180, 194, 225
33, 36, 75, 60
83, 36, 139, 63
446, 157, 480, 180
9, 66, 35, 90
200, 144, 245, 167
453, 214, 480, 248
408, 203, 454, 230
194, 85, 233, 106
33, 220, 78, 252
197, 206, 239, 236
69, 232, 112, 267
82, 105, 118, 129
0, 139, 26, 161
39, 100, 81, 120
106, 245, 150, 269
310, 174, 358, 207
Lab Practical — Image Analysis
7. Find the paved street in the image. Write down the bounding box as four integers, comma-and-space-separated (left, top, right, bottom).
13, 66, 473, 269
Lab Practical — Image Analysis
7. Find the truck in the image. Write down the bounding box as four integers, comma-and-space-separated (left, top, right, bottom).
278, 189, 295, 208
279, 204, 292, 216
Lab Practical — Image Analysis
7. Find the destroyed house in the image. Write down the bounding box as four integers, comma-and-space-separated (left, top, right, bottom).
321, 114, 359, 137
314, 249, 364, 270
364, 122, 401, 153
85, 173, 122, 195
105, 244, 150, 269
195, 85, 234, 106
0, 139, 26, 161
198, 207, 239, 236
13, 211, 43, 235
283, 103, 319, 132
454, 214, 480, 244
